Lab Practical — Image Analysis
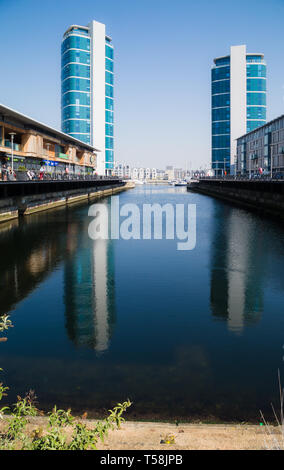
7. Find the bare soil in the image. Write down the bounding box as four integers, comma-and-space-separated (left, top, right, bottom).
96, 421, 279, 450
1, 417, 281, 450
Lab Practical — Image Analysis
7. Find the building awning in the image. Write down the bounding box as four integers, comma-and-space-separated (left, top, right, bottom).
0, 103, 100, 153
43, 160, 59, 166
1, 154, 26, 161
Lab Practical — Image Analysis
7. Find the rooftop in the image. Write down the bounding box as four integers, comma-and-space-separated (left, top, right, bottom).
0, 103, 100, 153
63, 22, 112, 42
237, 114, 284, 140
213, 52, 264, 65
63, 24, 89, 38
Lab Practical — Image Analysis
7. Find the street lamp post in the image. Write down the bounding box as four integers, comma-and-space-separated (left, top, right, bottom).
46, 143, 51, 178
249, 154, 251, 179
234, 154, 237, 180
9, 132, 16, 175
270, 144, 273, 179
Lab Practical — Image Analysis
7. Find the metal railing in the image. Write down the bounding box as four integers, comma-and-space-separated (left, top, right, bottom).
0, 170, 120, 183
199, 174, 284, 182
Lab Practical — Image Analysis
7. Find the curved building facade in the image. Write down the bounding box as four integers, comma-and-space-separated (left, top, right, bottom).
212, 45, 266, 176
61, 21, 114, 175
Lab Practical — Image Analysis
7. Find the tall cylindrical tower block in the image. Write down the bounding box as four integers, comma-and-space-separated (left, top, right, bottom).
211, 45, 266, 175
61, 21, 114, 176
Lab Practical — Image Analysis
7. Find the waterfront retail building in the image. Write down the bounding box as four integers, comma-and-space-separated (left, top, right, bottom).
0, 103, 98, 178
236, 114, 284, 177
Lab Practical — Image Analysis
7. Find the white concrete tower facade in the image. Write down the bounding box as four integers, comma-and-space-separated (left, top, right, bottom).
230, 45, 247, 170
89, 21, 107, 175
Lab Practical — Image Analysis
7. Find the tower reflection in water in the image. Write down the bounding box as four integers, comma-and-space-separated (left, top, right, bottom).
210, 207, 265, 333
0, 214, 68, 317
64, 201, 115, 353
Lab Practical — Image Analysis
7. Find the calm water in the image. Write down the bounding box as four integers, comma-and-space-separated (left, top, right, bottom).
0, 185, 284, 422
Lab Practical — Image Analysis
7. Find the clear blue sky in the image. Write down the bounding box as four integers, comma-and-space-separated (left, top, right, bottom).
0, 0, 283, 169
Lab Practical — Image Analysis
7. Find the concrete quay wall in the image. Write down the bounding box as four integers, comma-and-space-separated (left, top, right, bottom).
0, 180, 134, 223
188, 179, 284, 220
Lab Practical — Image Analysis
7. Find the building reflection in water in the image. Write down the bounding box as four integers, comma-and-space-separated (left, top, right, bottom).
0, 212, 68, 317
210, 207, 265, 333
0, 204, 116, 354
64, 201, 115, 353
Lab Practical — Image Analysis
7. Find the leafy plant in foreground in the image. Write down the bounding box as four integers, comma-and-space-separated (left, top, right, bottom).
0, 315, 13, 333
0, 315, 13, 343
30, 400, 132, 451
6, 392, 39, 442
0, 372, 9, 418
48, 406, 75, 428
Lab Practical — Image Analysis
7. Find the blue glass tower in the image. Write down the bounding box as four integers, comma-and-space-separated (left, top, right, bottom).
212, 45, 266, 175
61, 21, 114, 175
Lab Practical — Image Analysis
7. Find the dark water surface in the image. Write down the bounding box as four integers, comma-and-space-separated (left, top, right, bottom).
0, 185, 284, 422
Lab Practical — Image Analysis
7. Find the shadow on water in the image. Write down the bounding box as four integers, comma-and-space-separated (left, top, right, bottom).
0, 186, 284, 422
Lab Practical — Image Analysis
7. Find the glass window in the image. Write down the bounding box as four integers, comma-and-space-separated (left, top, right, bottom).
247, 107, 266, 120
212, 80, 230, 94
62, 92, 90, 107
68, 133, 90, 144
62, 106, 90, 121
105, 150, 114, 164
62, 63, 90, 80
212, 66, 230, 81
105, 97, 114, 110
212, 149, 231, 162
105, 110, 114, 123
247, 78, 266, 92
212, 121, 230, 135
246, 64, 266, 78
106, 137, 114, 149
212, 93, 230, 108
62, 50, 90, 67
212, 108, 230, 121
212, 135, 230, 149
247, 121, 265, 133
68, 28, 89, 36
106, 58, 114, 72
62, 77, 90, 93
105, 84, 114, 98
214, 57, 230, 66
105, 71, 114, 85
63, 120, 90, 134
247, 92, 266, 106
105, 124, 114, 136
105, 45, 114, 60
246, 55, 263, 63
54, 144, 65, 154
62, 36, 90, 54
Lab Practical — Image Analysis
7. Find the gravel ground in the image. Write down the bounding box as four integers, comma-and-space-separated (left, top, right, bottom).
1, 417, 281, 450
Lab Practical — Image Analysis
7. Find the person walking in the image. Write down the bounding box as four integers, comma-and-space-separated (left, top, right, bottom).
1, 163, 8, 181
7, 166, 16, 181
39, 165, 45, 180
27, 169, 35, 180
